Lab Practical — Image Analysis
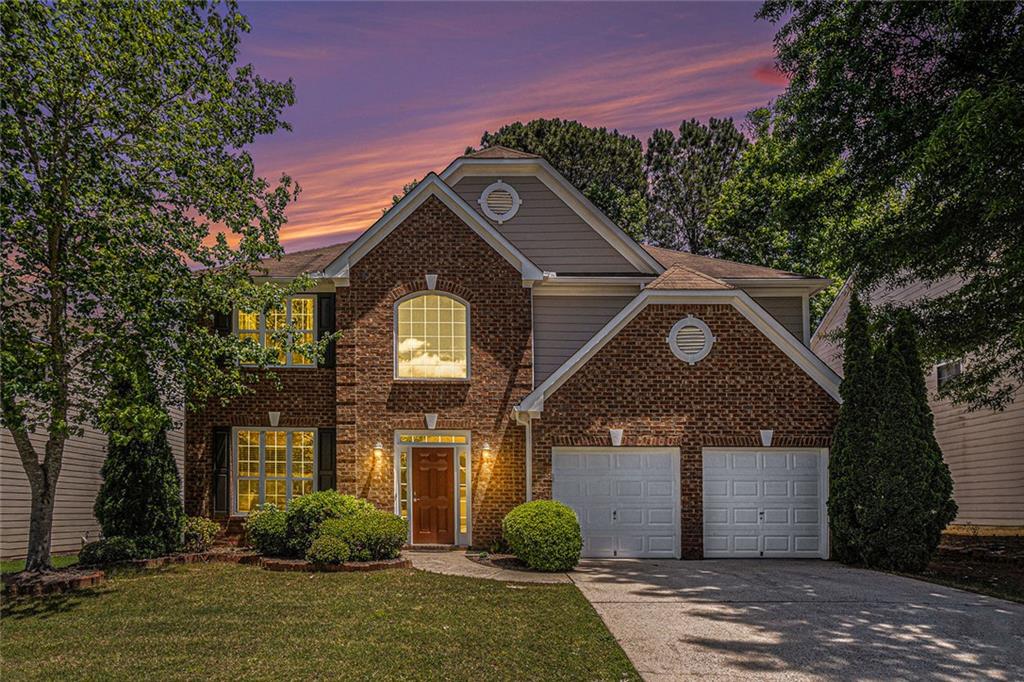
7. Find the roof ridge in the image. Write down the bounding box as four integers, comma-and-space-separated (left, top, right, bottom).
647, 264, 734, 291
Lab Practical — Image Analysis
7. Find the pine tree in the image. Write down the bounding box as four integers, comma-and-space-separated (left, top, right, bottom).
827, 291, 878, 563
94, 362, 184, 557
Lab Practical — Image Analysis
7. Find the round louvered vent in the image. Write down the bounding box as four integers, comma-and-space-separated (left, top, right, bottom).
477, 180, 521, 223
668, 316, 715, 364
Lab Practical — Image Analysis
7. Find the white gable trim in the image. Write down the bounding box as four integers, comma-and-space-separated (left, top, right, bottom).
441, 158, 664, 275
515, 288, 842, 417
322, 173, 544, 284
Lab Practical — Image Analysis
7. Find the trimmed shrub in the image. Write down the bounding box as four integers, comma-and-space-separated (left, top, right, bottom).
181, 516, 220, 553
246, 505, 289, 557
306, 536, 351, 565
79, 536, 139, 565
502, 500, 582, 572
285, 490, 374, 557
317, 510, 406, 562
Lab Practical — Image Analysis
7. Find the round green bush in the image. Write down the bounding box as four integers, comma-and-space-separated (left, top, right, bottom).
285, 490, 374, 557
181, 516, 220, 553
79, 536, 139, 565
246, 505, 289, 557
306, 536, 351, 564
317, 510, 407, 562
502, 500, 582, 572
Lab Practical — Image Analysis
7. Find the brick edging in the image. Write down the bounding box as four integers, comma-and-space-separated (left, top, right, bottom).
2, 569, 106, 598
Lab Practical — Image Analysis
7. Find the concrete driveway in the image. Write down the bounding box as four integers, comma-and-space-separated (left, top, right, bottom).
572, 559, 1024, 681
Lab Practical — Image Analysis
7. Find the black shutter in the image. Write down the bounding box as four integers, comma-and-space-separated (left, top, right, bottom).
316, 293, 336, 368
213, 310, 232, 337
213, 427, 230, 515
317, 428, 336, 492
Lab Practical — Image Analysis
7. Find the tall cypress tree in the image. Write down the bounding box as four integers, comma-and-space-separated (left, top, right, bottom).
828, 291, 879, 563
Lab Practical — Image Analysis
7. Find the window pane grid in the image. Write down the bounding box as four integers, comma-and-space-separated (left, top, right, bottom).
235, 296, 316, 367
396, 294, 468, 379
234, 429, 316, 513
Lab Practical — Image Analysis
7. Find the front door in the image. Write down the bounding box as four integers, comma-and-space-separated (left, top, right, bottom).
412, 447, 455, 544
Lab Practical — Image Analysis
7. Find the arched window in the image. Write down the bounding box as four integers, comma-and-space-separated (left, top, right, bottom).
395, 293, 469, 379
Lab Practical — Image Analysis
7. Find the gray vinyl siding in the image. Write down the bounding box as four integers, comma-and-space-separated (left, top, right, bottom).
0, 409, 185, 559
452, 175, 640, 274
533, 295, 634, 384
812, 276, 1024, 526
752, 296, 804, 343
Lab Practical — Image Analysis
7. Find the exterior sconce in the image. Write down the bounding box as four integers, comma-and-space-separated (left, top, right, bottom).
760, 429, 774, 447
268, 411, 281, 427
482, 441, 492, 458
609, 428, 624, 447
373, 442, 384, 459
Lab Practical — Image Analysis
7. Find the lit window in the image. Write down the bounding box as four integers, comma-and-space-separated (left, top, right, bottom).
936, 361, 962, 390
236, 296, 316, 367
398, 434, 468, 444
395, 293, 468, 379
459, 449, 468, 534
234, 429, 317, 513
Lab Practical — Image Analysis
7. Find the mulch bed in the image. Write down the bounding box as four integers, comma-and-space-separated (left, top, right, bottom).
2, 568, 106, 598
912, 535, 1024, 603
261, 557, 412, 572
466, 552, 536, 573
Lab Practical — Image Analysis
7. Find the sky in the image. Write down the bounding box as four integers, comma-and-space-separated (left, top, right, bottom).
238, 1, 787, 252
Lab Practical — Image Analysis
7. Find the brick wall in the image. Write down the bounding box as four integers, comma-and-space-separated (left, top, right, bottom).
184, 368, 335, 516
335, 195, 533, 546
531, 303, 839, 558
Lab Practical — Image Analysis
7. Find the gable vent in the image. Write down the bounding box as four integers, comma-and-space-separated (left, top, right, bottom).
477, 180, 522, 224
667, 315, 716, 365
675, 325, 707, 354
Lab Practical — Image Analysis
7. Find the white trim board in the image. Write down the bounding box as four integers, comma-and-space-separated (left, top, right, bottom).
322, 173, 544, 285
516, 289, 843, 416
441, 157, 664, 275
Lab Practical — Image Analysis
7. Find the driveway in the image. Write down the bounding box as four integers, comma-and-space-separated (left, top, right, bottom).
572, 559, 1024, 681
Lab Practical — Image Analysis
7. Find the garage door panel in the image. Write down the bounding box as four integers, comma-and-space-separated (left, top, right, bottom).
553, 449, 680, 559
703, 449, 826, 559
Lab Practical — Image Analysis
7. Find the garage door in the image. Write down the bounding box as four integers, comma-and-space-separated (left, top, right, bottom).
552, 447, 680, 559
702, 449, 828, 558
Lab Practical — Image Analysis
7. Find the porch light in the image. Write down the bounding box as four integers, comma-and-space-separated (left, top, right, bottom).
268, 411, 281, 427
373, 442, 384, 459
482, 441, 492, 458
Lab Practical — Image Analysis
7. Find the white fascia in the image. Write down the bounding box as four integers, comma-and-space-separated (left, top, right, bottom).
516, 288, 843, 415
724, 278, 832, 296
321, 173, 544, 285
440, 158, 664, 275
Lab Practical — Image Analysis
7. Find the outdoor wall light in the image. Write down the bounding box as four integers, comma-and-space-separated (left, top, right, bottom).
373, 442, 384, 458
482, 441, 492, 458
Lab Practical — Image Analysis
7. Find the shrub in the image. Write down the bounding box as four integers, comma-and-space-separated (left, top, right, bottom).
285, 491, 374, 557
306, 536, 351, 564
317, 510, 406, 562
502, 500, 582, 572
246, 505, 289, 556
79, 536, 139, 565
181, 516, 220, 553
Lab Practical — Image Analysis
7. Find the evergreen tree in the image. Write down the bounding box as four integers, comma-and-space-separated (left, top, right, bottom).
94, 361, 184, 557
827, 291, 878, 564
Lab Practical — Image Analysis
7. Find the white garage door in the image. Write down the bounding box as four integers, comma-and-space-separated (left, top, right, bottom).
552, 447, 680, 559
702, 448, 828, 558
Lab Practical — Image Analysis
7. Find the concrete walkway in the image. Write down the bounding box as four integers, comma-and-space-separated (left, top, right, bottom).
572, 559, 1024, 681
405, 550, 572, 583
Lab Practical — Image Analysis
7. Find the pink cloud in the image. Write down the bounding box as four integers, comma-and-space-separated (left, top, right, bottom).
753, 62, 789, 86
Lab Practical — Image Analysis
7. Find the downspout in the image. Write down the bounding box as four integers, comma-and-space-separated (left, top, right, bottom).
525, 418, 533, 502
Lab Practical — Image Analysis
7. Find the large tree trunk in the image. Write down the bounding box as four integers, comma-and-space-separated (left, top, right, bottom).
10, 427, 64, 573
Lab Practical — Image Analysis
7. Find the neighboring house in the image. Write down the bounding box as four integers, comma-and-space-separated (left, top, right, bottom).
0, 414, 185, 560
186, 146, 841, 560
813, 278, 1024, 529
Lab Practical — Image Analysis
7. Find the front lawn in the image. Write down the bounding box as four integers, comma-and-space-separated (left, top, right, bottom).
2, 562, 638, 681
0, 554, 78, 575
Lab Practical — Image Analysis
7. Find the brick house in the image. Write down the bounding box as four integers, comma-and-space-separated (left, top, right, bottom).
185, 147, 841, 559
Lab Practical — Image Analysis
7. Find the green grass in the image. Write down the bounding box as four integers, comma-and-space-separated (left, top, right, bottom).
1, 562, 638, 681
0, 554, 78, 575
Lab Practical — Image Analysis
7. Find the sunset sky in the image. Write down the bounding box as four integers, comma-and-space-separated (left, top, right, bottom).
239, 1, 787, 251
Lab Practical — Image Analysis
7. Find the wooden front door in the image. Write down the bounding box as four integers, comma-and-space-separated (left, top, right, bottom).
412, 447, 455, 544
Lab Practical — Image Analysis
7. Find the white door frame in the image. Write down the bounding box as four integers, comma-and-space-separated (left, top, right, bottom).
552, 446, 682, 559
702, 447, 830, 559
393, 430, 472, 546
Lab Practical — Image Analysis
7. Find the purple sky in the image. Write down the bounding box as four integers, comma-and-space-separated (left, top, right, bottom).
239, 1, 786, 251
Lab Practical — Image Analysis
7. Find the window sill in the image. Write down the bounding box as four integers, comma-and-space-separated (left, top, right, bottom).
392, 377, 471, 384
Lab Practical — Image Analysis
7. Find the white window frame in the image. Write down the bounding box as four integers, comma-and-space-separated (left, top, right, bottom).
936, 360, 962, 390
235, 295, 318, 368
231, 426, 318, 515
392, 430, 472, 546
393, 291, 471, 381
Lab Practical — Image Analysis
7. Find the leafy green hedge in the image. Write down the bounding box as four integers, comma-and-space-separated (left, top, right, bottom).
79, 537, 139, 565
306, 536, 351, 564
317, 510, 406, 562
182, 516, 220, 553
502, 501, 582, 572
285, 490, 375, 557
246, 505, 289, 557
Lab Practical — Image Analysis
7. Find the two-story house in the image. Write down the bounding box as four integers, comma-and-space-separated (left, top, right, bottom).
185, 147, 841, 559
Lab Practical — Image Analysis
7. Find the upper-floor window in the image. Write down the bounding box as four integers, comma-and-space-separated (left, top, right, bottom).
237, 295, 315, 366
395, 293, 469, 379
936, 360, 962, 390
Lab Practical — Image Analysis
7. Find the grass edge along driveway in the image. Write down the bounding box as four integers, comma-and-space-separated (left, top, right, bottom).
1, 562, 638, 681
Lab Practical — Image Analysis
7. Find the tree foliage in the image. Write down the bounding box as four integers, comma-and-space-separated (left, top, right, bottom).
759, 0, 1024, 408
644, 117, 747, 255
474, 119, 648, 240
829, 296, 957, 571
1, 0, 323, 571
